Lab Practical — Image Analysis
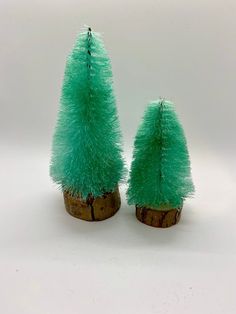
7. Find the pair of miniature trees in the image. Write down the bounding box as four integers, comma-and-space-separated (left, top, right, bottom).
50, 27, 194, 228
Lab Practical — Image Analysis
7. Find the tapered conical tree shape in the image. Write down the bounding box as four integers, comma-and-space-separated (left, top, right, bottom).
50, 28, 124, 198
127, 99, 194, 209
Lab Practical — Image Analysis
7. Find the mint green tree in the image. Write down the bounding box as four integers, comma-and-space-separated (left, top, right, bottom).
50, 27, 125, 198
127, 99, 194, 209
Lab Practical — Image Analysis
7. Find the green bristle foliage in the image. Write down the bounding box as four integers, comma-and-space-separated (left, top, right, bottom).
127, 99, 194, 209
50, 28, 125, 198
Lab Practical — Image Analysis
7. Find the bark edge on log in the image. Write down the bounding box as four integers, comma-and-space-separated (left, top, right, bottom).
63, 187, 121, 221
136, 206, 182, 228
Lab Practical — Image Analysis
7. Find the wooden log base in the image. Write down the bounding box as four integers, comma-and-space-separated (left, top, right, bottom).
63, 187, 121, 221
136, 206, 182, 228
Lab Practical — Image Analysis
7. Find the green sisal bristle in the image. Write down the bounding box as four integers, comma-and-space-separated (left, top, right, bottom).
50, 27, 125, 198
127, 99, 194, 209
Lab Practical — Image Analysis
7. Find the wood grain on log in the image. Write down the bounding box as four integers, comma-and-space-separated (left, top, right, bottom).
136, 206, 182, 228
63, 187, 121, 221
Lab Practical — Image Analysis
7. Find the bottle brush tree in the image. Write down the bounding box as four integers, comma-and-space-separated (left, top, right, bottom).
50, 27, 125, 221
127, 99, 194, 228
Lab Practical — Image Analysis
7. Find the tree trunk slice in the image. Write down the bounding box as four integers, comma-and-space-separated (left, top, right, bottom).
63, 187, 121, 221
136, 206, 182, 228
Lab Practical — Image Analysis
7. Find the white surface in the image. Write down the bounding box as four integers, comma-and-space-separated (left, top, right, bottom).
1, 146, 236, 314
1, 0, 236, 313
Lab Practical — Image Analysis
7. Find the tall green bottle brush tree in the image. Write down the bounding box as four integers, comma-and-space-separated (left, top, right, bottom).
127, 99, 194, 228
50, 27, 125, 221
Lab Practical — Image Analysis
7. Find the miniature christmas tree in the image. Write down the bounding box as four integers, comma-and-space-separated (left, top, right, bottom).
127, 99, 194, 228
50, 27, 125, 221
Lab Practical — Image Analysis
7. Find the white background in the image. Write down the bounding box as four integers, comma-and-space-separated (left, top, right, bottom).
1, 0, 236, 313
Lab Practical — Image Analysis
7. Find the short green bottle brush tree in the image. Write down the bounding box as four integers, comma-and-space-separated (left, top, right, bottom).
50, 27, 125, 221
127, 99, 194, 228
